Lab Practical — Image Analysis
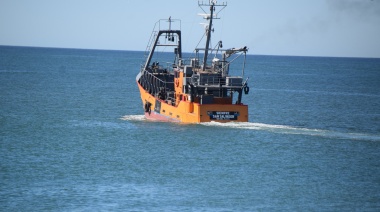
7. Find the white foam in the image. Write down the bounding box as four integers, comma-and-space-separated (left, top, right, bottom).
201, 121, 380, 142
120, 115, 146, 121
69, 120, 125, 129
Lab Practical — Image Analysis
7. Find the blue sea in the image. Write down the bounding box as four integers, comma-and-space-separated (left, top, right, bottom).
1, 45, 380, 211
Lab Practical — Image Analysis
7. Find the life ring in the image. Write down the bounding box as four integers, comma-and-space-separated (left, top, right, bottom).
175, 79, 179, 87
244, 86, 250, 94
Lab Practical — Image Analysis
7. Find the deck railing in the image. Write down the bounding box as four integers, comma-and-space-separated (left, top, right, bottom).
139, 70, 174, 96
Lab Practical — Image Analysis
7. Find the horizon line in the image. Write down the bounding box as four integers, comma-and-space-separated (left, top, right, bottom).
1, 44, 379, 59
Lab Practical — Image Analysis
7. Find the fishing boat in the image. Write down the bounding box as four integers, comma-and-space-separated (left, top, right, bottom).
136, 0, 250, 123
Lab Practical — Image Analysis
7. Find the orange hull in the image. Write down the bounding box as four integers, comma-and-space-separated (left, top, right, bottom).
137, 82, 248, 123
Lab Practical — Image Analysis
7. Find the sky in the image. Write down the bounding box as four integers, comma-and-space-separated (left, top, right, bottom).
1, 0, 380, 58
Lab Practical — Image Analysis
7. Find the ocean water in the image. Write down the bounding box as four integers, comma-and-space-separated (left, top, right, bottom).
1, 46, 380, 211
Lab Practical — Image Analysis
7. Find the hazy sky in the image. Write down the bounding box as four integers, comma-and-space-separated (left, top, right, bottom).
1, 0, 379, 58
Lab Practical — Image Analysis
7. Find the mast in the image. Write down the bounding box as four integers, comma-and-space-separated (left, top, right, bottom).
202, 2, 214, 71
198, 0, 227, 71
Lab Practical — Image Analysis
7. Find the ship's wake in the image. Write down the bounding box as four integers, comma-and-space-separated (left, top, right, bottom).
120, 115, 380, 141
201, 121, 380, 142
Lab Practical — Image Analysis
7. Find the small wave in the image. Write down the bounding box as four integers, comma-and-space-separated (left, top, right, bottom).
120, 115, 146, 122
201, 122, 380, 142
0, 69, 30, 73
256, 88, 380, 98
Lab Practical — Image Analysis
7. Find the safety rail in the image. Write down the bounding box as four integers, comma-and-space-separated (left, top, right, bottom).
139, 70, 174, 96
191, 74, 243, 88
192, 74, 225, 86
